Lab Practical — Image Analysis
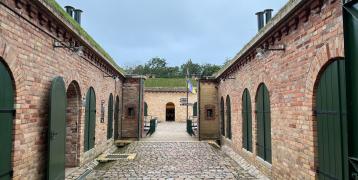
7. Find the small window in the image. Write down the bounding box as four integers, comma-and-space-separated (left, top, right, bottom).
128, 107, 135, 117
205, 105, 215, 120
207, 109, 213, 118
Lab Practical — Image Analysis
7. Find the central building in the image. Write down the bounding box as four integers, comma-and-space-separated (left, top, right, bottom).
144, 78, 198, 122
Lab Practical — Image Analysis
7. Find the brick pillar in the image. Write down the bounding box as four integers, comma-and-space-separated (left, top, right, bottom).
121, 76, 146, 139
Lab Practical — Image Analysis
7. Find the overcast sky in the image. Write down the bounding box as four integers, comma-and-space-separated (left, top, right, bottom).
56, 0, 287, 67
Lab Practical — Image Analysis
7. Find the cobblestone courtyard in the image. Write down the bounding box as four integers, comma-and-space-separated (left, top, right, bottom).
77, 123, 260, 179
87, 142, 257, 179
142, 122, 197, 142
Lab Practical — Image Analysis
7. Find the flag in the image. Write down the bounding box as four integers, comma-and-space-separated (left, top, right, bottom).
187, 79, 193, 93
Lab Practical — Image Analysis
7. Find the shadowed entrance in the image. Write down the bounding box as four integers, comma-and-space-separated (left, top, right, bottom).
166, 102, 175, 121
66, 81, 81, 167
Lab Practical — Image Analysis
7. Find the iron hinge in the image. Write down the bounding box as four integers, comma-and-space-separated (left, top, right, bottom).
315, 168, 339, 180
349, 157, 358, 179
0, 109, 16, 116
0, 170, 13, 178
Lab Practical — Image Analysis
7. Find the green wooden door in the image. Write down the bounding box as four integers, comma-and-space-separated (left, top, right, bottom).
242, 89, 253, 152
107, 94, 113, 139
84, 87, 96, 151
193, 102, 198, 117
47, 77, 67, 180
114, 96, 120, 139
343, 2, 358, 179
226, 96, 232, 139
220, 97, 225, 136
144, 102, 148, 117
256, 84, 271, 163
0, 62, 14, 180
316, 60, 348, 180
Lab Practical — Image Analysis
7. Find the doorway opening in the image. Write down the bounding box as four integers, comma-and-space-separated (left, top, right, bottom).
166, 102, 175, 121
65, 81, 81, 167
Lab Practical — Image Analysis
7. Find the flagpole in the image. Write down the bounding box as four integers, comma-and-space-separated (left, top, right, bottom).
186, 67, 189, 123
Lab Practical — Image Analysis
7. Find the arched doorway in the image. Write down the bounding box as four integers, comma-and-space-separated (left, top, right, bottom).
0, 60, 15, 180
315, 60, 348, 180
65, 81, 81, 167
107, 94, 114, 139
220, 97, 225, 136
226, 95, 232, 139
242, 89, 252, 152
256, 83, 271, 163
166, 102, 175, 121
84, 87, 96, 151
114, 96, 120, 139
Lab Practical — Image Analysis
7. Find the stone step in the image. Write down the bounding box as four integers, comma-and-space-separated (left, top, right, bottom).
114, 140, 134, 147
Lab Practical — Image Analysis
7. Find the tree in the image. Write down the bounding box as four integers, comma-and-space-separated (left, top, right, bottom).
124, 57, 222, 78
180, 59, 202, 77
201, 64, 221, 76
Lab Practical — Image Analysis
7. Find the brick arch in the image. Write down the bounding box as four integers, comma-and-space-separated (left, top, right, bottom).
64, 71, 81, 90
310, 58, 346, 178
304, 38, 345, 103
302, 39, 345, 177
0, 36, 22, 94
252, 74, 272, 102
0, 36, 25, 179
65, 80, 81, 167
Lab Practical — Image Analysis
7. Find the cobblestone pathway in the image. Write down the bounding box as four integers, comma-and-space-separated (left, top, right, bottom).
142, 122, 197, 142
86, 142, 258, 179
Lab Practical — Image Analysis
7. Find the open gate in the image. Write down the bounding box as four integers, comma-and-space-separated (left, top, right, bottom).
47, 77, 67, 180
344, 1, 358, 179
242, 89, 253, 152
107, 94, 113, 139
84, 87, 96, 151
0, 62, 14, 180
220, 97, 225, 136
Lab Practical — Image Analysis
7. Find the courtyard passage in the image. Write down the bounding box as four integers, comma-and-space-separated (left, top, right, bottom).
87, 141, 258, 179
142, 122, 197, 142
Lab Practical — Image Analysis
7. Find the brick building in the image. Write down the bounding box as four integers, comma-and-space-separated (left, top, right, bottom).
0, 0, 144, 179
198, 0, 358, 179
1, 0, 358, 179
144, 87, 197, 123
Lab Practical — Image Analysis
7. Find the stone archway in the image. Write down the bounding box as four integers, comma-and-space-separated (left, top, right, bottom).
166, 102, 175, 121
65, 81, 81, 167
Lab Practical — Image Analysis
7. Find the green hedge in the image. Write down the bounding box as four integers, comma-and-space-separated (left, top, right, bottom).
145, 78, 197, 88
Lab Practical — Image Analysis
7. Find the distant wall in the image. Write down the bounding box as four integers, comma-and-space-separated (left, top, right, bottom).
144, 90, 197, 122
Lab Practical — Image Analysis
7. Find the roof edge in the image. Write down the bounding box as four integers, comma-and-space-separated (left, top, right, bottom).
39, 0, 125, 76
214, 0, 306, 78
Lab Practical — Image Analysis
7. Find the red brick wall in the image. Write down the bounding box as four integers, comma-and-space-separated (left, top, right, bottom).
218, 1, 344, 179
198, 80, 220, 140
0, 2, 124, 179
121, 78, 144, 138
